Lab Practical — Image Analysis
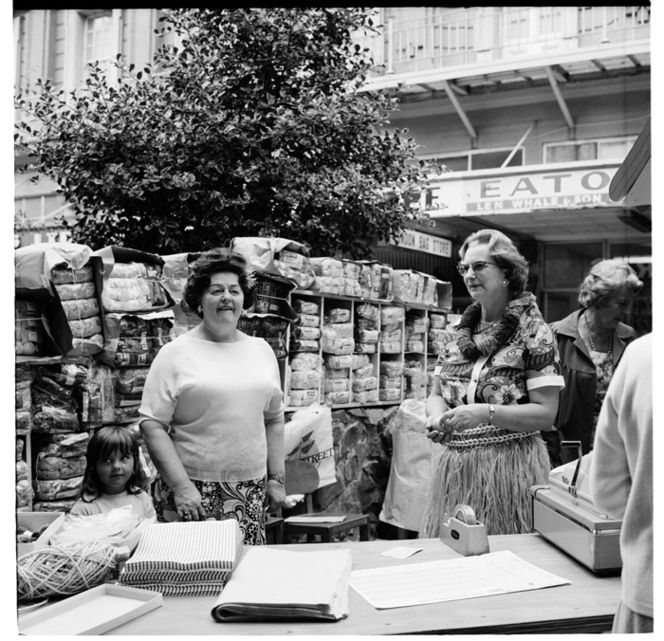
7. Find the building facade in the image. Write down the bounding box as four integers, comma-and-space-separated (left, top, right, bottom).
13, 7, 652, 329
361, 6, 651, 330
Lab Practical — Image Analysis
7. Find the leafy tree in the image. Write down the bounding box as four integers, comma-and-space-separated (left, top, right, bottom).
14, 8, 440, 257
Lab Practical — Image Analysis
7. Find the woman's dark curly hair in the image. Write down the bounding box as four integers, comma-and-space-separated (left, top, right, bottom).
183, 248, 255, 316
459, 229, 529, 297
80, 426, 148, 501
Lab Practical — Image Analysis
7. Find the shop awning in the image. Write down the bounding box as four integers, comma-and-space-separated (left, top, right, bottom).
608, 118, 651, 209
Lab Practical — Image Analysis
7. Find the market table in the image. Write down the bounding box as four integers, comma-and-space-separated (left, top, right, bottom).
108, 533, 620, 635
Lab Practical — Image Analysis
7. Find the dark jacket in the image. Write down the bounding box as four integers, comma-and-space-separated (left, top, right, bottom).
549, 309, 636, 463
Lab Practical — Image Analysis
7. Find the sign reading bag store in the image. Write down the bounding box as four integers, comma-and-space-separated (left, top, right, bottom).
424, 163, 620, 216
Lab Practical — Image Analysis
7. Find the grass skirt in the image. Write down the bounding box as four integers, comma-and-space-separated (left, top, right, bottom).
419, 425, 551, 537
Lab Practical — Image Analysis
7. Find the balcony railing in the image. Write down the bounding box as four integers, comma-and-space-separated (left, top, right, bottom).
357, 6, 650, 77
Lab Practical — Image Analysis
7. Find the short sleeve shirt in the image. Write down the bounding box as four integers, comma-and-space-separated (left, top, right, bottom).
435, 293, 565, 408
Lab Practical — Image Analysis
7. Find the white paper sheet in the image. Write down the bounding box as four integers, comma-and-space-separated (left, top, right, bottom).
284, 515, 346, 524
350, 550, 570, 609
380, 547, 423, 559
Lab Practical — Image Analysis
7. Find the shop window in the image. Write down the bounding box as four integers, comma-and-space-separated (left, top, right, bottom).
543, 243, 602, 290
544, 136, 637, 164
423, 148, 524, 172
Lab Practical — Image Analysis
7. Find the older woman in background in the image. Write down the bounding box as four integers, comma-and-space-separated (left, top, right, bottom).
420, 229, 564, 536
139, 248, 286, 545
551, 259, 643, 463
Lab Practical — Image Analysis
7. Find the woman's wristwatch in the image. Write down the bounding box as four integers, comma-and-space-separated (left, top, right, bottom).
268, 473, 285, 484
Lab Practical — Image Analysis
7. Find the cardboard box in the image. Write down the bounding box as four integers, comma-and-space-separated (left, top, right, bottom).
17, 512, 65, 557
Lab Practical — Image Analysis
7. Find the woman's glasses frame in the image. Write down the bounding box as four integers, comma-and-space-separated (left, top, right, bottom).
457, 260, 497, 276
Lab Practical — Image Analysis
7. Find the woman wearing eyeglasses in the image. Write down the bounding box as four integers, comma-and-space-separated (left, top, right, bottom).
549, 260, 643, 464
420, 229, 565, 536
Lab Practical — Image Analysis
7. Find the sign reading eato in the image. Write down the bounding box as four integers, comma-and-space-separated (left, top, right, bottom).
425, 165, 620, 215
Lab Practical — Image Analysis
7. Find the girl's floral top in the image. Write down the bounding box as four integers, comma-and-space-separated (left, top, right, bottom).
435, 293, 565, 410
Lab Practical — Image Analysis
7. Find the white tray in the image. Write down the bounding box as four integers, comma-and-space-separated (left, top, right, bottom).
18, 584, 163, 635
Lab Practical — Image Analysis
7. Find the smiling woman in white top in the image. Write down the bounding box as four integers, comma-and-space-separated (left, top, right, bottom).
139, 248, 286, 545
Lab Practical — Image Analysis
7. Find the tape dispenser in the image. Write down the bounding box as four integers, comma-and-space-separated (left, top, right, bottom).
439, 504, 490, 557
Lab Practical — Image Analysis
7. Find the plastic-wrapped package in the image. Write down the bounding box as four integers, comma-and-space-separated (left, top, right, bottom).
380, 375, 402, 389
355, 303, 379, 323
379, 387, 402, 401
50, 264, 94, 284
35, 475, 84, 501
323, 323, 353, 339
352, 376, 377, 392
296, 313, 320, 328
324, 367, 350, 380
68, 315, 103, 338
290, 353, 321, 371
380, 306, 405, 325
353, 364, 374, 379
37, 433, 90, 458
16, 459, 29, 482
353, 389, 379, 404
289, 338, 320, 353
310, 257, 343, 278
355, 342, 377, 354
16, 410, 32, 433
290, 370, 321, 390
380, 341, 401, 354
16, 480, 33, 508
406, 316, 429, 335
289, 389, 319, 407
358, 264, 372, 298
313, 276, 341, 295
61, 298, 100, 320
292, 299, 320, 315
36, 453, 86, 480
321, 336, 354, 355
355, 328, 378, 344
54, 281, 97, 301
324, 308, 351, 324
380, 329, 402, 343
392, 270, 412, 303
325, 391, 351, 405
292, 326, 321, 341
324, 354, 353, 369
428, 328, 449, 342
342, 278, 362, 298
16, 439, 24, 461
422, 276, 438, 307
429, 313, 448, 329
406, 340, 425, 353
350, 354, 370, 370
323, 378, 350, 393
108, 262, 161, 279
115, 368, 150, 394
32, 499, 77, 512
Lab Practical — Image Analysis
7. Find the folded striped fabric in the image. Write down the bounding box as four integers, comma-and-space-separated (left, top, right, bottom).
119, 519, 244, 596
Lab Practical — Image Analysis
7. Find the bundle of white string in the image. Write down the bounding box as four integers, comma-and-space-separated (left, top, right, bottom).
17, 541, 116, 600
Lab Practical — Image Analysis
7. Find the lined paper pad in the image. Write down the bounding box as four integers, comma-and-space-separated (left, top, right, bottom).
212, 547, 352, 621
119, 520, 243, 596
284, 515, 347, 524
350, 550, 570, 609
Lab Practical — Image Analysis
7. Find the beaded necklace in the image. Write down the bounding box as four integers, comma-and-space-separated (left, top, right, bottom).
584, 310, 613, 355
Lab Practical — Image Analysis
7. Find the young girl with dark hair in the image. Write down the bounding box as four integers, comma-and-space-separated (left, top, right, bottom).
70, 426, 156, 520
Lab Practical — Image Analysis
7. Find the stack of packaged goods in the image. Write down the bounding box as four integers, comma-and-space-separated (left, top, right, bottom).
16, 364, 34, 509
289, 299, 321, 355
95, 249, 176, 426
354, 303, 379, 355
30, 362, 97, 512
427, 311, 448, 356
323, 354, 352, 406
421, 275, 439, 307
51, 263, 105, 355
405, 312, 428, 354
310, 257, 344, 295
404, 360, 428, 400
288, 353, 321, 407
350, 354, 378, 404
379, 360, 403, 402
341, 260, 362, 298
247, 272, 298, 360
15, 300, 44, 357
379, 306, 404, 356
358, 261, 393, 301
321, 307, 354, 405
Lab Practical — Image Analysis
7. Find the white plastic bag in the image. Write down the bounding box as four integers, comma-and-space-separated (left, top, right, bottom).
284, 404, 336, 490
